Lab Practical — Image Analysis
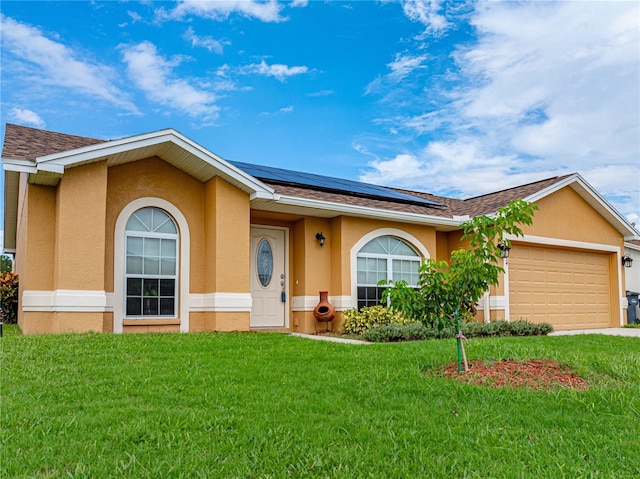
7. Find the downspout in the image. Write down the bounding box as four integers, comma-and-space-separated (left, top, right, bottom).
483, 291, 490, 323
503, 256, 511, 322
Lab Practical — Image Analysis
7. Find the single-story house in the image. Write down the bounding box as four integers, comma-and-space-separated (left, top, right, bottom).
2, 124, 638, 334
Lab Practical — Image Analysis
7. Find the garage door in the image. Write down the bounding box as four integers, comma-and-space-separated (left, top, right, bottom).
509, 245, 611, 330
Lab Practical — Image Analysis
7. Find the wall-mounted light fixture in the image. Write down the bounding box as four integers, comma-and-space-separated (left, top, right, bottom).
315, 232, 326, 247
622, 254, 633, 268
497, 242, 511, 259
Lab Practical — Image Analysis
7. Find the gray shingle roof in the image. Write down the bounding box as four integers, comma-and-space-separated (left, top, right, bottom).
2, 124, 571, 219
2, 124, 105, 161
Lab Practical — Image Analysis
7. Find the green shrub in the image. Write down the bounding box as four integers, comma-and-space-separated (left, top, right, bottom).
474, 320, 511, 337
509, 320, 538, 336
0, 272, 19, 324
423, 325, 456, 339
363, 322, 429, 342
341, 305, 414, 335
458, 320, 553, 338
533, 322, 554, 335
363, 319, 552, 343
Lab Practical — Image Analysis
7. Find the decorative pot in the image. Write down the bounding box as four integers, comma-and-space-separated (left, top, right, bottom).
313, 291, 336, 322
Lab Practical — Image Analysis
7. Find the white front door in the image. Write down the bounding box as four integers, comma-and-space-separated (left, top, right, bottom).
250, 227, 287, 328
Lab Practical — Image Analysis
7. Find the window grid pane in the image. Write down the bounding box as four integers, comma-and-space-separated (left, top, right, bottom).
392, 259, 420, 287
125, 207, 178, 318
357, 236, 421, 309
359, 258, 387, 285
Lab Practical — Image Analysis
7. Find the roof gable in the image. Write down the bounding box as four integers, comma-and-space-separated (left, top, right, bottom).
2, 125, 274, 199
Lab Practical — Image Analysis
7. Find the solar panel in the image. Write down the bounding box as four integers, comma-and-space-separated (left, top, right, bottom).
231, 161, 442, 207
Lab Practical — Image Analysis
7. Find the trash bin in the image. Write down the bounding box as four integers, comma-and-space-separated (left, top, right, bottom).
626, 291, 639, 324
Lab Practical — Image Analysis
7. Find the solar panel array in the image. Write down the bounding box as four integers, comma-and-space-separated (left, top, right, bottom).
231, 161, 442, 207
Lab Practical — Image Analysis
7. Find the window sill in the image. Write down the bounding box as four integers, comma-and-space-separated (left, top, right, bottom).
123, 318, 180, 326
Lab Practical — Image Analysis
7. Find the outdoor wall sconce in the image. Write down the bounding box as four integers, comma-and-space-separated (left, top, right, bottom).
315, 232, 326, 247
497, 242, 511, 259
622, 254, 633, 268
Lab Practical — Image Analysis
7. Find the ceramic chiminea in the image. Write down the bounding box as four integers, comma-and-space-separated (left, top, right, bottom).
313, 291, 336, 327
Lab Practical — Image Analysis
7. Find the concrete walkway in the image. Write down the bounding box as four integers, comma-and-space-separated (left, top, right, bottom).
291, 328, 640, 343
549, 327, 640, 337
289, 332, 370, 344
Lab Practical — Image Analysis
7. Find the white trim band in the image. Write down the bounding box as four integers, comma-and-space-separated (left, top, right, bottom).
489, 296, 507, 310
189, 293, 253, 312
22, 290, 111, 312
504, 233, 620, 253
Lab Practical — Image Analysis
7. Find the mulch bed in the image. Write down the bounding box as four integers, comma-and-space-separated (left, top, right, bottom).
441, 359, 590, 390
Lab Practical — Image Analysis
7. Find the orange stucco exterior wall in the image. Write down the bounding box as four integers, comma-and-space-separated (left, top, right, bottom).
204, 176, 251, 293
521, 187, 621, 245
17, 180, 56, 291
15, 177, 58, 333
105, 157, 206, 293
55, 161, 108, 291
285, 215, 439, 333
16, 163, 109, 333
106, 157, 251, 333
14, 158, 626, 335
16, 156, 252, 334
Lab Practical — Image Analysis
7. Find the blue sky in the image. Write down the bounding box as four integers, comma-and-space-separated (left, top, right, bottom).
1, 0, 639, 243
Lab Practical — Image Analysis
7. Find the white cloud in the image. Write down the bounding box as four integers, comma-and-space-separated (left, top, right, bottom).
183, 27, 227, 54
402, 0, 449, 36
127, 11, 143, 24
260, 105, 295, 117
360, 154, 426, 185
239, 60, 309, 82
157, 0, 286, 23
363, 1, 639, 221
361, 140, 523, 197
366, 53, 428, 94
387, 53, 428, 82
8, 108, 45, 128
120, 41, 219, 119
0, 14, 139, 114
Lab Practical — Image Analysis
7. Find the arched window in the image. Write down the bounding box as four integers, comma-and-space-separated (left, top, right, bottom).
125, 207, 178, 317
356, 236, 421, 309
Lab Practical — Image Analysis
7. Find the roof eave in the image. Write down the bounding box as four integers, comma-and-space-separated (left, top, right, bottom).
2, 157, 37, 174
26, 128, 275, 197
258, 194, 462, 229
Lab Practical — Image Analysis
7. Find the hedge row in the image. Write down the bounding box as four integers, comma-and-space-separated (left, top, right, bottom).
363, 320, 554, 343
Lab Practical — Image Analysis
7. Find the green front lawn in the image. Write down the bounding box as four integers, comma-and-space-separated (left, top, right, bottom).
2, 330, 639, 478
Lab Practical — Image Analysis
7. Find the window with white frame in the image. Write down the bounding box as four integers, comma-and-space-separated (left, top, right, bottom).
125, 207, 178, 317
356, 236, 421, 309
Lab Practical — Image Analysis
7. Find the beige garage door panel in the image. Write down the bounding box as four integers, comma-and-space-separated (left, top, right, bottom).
510, 246, 611, 329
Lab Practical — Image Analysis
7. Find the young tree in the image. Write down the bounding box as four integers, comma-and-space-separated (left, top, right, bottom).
383, 200, 538, 330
